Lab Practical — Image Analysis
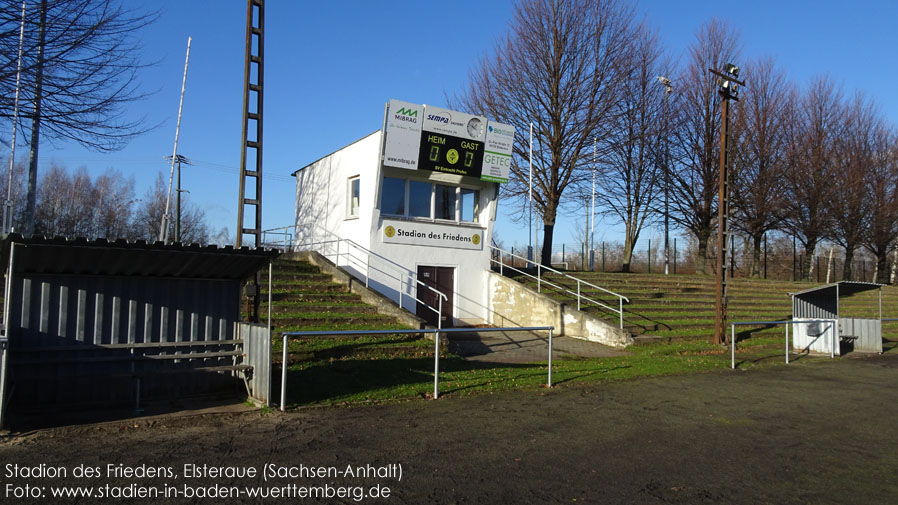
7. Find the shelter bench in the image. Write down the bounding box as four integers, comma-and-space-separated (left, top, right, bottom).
8, 339, 253, 411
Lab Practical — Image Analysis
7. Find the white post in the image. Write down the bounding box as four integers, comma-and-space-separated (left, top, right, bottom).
529, 122, 533, 267
280, 333, 288, 411
731, 324, 735, 369
785, 322, 789, 364
5, 2, 26, 231
619, 297, 624, 329
433, 330, 440, 400
161, 37, 192, 243
547, 327, 553, 387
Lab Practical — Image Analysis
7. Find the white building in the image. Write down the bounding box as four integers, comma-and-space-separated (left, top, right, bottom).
292, 100, 513, 328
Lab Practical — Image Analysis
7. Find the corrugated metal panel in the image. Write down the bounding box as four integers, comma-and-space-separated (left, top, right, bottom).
840, 318, 883, 353
792, 288, 837, 319
240, 322, 271, 405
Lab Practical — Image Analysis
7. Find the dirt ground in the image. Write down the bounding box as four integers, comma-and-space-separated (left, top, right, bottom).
1, 354, 897, 504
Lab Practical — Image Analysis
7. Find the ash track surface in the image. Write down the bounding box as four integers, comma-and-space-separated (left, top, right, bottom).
3, 355, 898, 504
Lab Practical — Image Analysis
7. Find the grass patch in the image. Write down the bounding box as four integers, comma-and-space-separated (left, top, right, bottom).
277, 332, 794, 408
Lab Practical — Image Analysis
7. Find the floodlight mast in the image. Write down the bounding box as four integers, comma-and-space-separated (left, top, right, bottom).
656, 76, 673, 275
711, 64, 745, 346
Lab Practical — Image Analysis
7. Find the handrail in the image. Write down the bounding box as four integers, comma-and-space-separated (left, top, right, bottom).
263, 224, 448, 328
279, 326, 555, 409
489, 245, 630, 329
729, 318, 839, 369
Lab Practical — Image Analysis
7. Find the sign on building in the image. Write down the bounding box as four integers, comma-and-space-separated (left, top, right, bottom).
382, 100, 514, 183
383, 99, 424, 170
381, 219, 484, 251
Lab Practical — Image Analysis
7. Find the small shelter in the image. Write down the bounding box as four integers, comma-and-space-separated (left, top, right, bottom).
790, 281, 884, 355
0, 234, 278, 428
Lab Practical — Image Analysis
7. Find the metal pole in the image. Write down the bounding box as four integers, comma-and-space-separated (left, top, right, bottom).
713, 92, 730, 345
280, 333, 287, 411
731, 324, 735, 369
4, 2, 26, 235
176, 158, 181, 242
591, 138, 596, 271
785, 322, 789, 364
529, 122, 533, 266
433, 330, 440, 399
547, 328, 552, 387
161, 37, 192, 243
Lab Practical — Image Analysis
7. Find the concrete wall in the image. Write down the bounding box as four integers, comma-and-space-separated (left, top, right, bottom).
487, 271, 633, 348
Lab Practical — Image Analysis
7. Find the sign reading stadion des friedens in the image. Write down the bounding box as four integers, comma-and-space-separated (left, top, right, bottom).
380, 219, 484, 251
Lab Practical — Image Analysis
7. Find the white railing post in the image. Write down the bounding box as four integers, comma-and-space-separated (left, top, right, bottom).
547, 328, 552, 387
433, 328, 440, 400
785, 322, 789, 364
398, 276, 403, 310
619, 296, 624, 329
537, 264, 541, 293
280, 333, 288, 411
365, 250, 370, 288
731, 324, 735, 369
577, 281, 581, 311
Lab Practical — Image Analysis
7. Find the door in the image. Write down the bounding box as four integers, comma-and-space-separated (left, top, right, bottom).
416, 266, 454, 327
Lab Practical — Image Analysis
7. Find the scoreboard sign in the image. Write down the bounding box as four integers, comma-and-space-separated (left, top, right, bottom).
419, 106, 486, 177
383, 100, 514, 182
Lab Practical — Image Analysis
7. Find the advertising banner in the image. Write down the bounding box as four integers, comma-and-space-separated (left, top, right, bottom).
481, 122, 515, 183
383, 99, 424, 170
380, 219, 484, 251
418, 106, 487, 177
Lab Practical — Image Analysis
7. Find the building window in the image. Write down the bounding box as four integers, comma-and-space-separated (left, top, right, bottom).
460, 188, 479, 222
381, 177, 406, 216
434, 184, 456, 220
380, 176, 481, 224
348, 176, 360, 217
408, 180, 432, 218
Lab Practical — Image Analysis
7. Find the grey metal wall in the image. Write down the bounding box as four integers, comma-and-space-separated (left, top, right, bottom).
7, 274, 243, 408
240, 322, 271, 405
839, 318, 883, 353
792, 290, 837, 320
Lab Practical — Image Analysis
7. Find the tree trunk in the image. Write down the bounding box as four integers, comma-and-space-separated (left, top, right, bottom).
621, 235, 633, 273
541, 222, 554, 267
23, 0, 48, 237
842, 246, 854, 281
875, 253, 889, 285
751, 233, 762, 278
802, 237, 818, 281
696, 229, 711, 275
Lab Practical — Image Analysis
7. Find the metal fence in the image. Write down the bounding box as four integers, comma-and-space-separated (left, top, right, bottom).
279, 326, 555, 410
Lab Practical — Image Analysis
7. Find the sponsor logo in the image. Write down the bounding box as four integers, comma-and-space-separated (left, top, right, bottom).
488, 125, 514, 137
472, 234, 481, 245
394, 107, 418, 123
384, 226, 396, 238
427, 113, 451, 124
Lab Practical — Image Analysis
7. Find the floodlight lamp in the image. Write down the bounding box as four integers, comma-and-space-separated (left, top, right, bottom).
656, 76, 671, 86
724, 63, 739, 77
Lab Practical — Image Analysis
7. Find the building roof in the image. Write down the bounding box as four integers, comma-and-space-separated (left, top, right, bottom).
291, 130, 381, 176
1, 234, 279, 281
789, 281, 884, 299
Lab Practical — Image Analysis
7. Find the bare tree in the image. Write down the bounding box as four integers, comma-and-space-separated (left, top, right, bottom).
0, 0, 156, 235
456, 0, 638, 266
864, 128, 898, 283
32, 163, 135, 239
782, 77, 842, 280
669, 18, 740, 274
731, 57, 790, 277
594, 24, 667, 272
134, 173, 208, 244
829, 93, 880, 280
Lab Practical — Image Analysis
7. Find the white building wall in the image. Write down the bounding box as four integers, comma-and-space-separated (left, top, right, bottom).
294, 130, 498, 326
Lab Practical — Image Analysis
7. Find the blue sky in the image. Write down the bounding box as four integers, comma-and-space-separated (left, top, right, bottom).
24, 0, 898, 249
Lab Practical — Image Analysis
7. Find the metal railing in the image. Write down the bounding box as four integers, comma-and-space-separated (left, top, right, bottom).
262, 224, 447, 328
729, 319, 839, 369
279, 326, 555, 410
490, 245, 629, 329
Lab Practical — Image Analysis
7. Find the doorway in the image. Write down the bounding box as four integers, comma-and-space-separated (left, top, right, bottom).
416, 266, 454, 327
